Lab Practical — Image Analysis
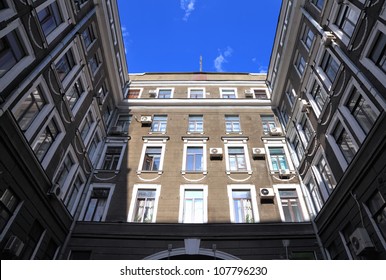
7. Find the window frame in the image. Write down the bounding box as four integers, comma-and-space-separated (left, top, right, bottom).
81, 22, 96, 50
227, 184, 259, 223
150, 115, 167, 134
225, 114, 242, 134
137, 140, 167, 174
310, 0, 324, 11
178, 185, 208, 223
220, 87, 237, 99
188, 87, 205, 99
127, 184, 161, 223
301, 23, 315, 51
294, 52, 306, 76
224, 140, 252, 175
79, 105, 98, 147
0, 19, 35, 92
53, 41, 81, 89
181, 139, 207, 174
97, 142, 126, 171
156, 88, 174, 99
187, 115, 204, 134
317, 49, 341, 90
0, 0, 16, 21
311, 148, 336, 198
264, 141, 294, 174
64, 72, 87, 115
125, 87, 142, 99
273, 184, 310, 222
79, 183, 115, 222
305, 77, 329, 118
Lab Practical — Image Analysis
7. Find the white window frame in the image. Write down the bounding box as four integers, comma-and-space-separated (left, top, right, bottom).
125, 87, 143, 99
305, 75, 329, 118
187, 114, 204, 134
300, 23, 315, 51
137, 139, 167, 174
311, 147, 336, 197
264, 141, 295, 174
329, 1, 361, 46
273, 184, 310, 222
79, 105, 98, 147
326, 112, 359, 171
36, 0, 69, 45
315, 48, 341, 90
97, 142, 126, 171
0, 0, 16, 21
360, 21, 386, 85
303, 171, 325, 216
79, 183, 115, 222
127, 184, 161, 223
0, 19, 35, 92
181, 138, 207, 174
53, 40, 81, 89
11, 76, 54, 141
89, 48, 102, 75
339, 77, 380, 143
31, 110, 65, 169
86, 126, 103, 165
224, 139, 252, 175
63, 168, 86, 215
178, 184, 208, 223
64, 71, 88, 116
156, 88, 174, 99
251, 87, 270, 99
220, 87, 238, 99
188, 87, 206, 98
294, 51, 306, 77
227, 184, 259, 223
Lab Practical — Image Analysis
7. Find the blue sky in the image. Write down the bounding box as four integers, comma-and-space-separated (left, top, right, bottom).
117, 0, 282, 73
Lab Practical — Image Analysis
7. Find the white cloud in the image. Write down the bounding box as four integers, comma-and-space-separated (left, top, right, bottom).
214, 46, 233, 72
180, 0, 196, 21
121, 25, 131, 54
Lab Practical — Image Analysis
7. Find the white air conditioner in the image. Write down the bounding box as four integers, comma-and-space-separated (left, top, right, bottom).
4, 235, 24, 257
269, 127, 283, 136
300, 99, 311, 113
109, 126, 123, 135
279, 169, 291, 179
149, 90, 157, 97
349, 227, 374, 256
322, 31, 336, 46
210, 148, 223, 159
244, 89, 254, 97
140, 115, 152, 124
260, 188, 274, 199
252, 147, 266, 159
49, 184, 61, 197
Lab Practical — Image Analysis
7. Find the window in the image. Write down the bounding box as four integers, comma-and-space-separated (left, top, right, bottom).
151, 115, 167, 133
158, 89, 172, 98
295, 53, 306, 75
141, 147, 162, 171
305, 176, 324, 214
311, 0, 324, 10
369, 32, 386, 74
297, 114, 313, 146
320, 51, 340, 84
63, 173, 85, 214
89, 50, 101, 74
314, 153, 336, 194
274, 184, 310, 222
115, 114, 131, 133
87, 131, 102, 164
261, 115, 276, 134
79, 109, 95, 143
367, 192, 386, 240
23, 221, 44, 259
188, 115, 203, 133
345, 87, 378, 135
179, 186, 208, 223
54, 151, 76, 192
227, 185, 259, 223
290, 134, 305, 164
97, 82, 109, 103
55, 49, 75, 82
128, 186, 161, 223
0, 188, 19, 233
253, 89, 268, 99
189, 88, 204, 98
331, 121, 358, 164
185, 147, 203, 172
228, 147, 247, 171
32, 118, 60, 162
82, 24, 95, 49
13, 86, 46, 132
37, 1, 62, 37
74, 0, 89, 10
268, 147, 289, 171
0, 29, 26, 78
309, 79, 328, 113
334, 4, 360, 39
65, 77, 84, 110
285, 82, 296, 105
100, 145, 124, 170
221, 88, 236, 98
80, 184, 114, 222
301, 24, 315, 50
225, 115, 241, 133
126, 89, 140, 99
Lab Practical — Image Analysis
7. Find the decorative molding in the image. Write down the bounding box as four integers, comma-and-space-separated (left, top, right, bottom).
137, 174, 162, 182
28, 15, 43, 49
352, 17, 368, 51
48, 68, 61, 96
60, 102, 72, 124
226, 174, 252, 182
333, 69, 346, 97
93, 173, 117, 181
182, 174, 206, 182
321, 103, 333, 126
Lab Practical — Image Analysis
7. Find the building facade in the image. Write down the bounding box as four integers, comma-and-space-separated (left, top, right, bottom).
0, 0, 127, 259
267, 0, 386, 259
67, 72, 320, 260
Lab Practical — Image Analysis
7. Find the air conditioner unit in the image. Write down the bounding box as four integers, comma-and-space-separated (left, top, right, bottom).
244, 89, 254, 97
210, 148, 223, 159
279, 169, 291, 179
140, 115, 152, 124
252, 147, 266, 159
109, 126, 123, 135
3, 235, 24, 257
349, 227, 374, 256
260, 188, 274, 199
149, 90, 157, 97
269, 127, 283, 136
300, 99, 311, 113
49, 184, 61, 197
322, 31, 336, 46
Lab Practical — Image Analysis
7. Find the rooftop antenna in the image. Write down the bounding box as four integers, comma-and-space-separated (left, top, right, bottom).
199, 55, 203, 72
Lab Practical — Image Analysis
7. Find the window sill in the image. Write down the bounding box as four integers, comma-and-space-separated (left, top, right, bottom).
148, 131, 166, 135
136, 170, 163, 175
226, 170, 252, 175
95, 169, 120, 175
181, 170, 207, 175
186, 131, 204, 135
225, 131, 243, 135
